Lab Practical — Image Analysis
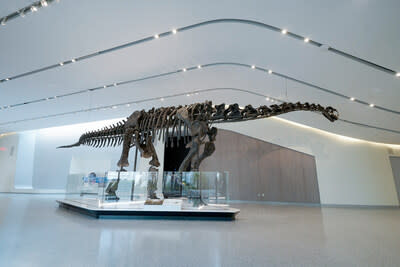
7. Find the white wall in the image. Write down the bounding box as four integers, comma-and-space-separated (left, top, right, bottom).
11, 119, 126, 192
218, 117, 400, 206
14, 131, 36, 189
0, 133, 19, 192
10, 119, 165, 193
5, 116, 400, 206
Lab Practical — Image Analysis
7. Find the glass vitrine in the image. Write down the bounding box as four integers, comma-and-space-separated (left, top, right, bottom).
65, 171, 229, 210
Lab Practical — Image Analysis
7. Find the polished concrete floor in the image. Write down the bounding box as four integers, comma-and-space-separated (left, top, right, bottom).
1, 194, 400, 267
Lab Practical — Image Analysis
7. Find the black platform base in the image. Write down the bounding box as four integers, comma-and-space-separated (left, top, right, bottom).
57, 199, 239, 220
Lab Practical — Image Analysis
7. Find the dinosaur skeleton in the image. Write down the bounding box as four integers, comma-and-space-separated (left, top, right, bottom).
59, 101, 338, 199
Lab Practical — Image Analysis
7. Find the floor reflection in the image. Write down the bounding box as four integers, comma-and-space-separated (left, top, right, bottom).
1, 194, 400, 267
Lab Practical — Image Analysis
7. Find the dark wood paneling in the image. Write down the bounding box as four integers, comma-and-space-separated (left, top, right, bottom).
200, 129, 320, 203
390, 156, 400, 203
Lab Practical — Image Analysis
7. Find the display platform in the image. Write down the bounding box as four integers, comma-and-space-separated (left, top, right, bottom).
57, 199, 240, 220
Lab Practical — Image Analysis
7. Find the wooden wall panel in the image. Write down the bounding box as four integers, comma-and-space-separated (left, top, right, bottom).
200, 129, 320, 203
390, 156, 400, 203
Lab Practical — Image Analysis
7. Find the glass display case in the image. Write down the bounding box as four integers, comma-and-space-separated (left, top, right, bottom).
163, 171, 229, 205
64, 171, 230, 210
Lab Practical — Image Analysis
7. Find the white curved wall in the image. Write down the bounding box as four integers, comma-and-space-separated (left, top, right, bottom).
1, 116, 399, 206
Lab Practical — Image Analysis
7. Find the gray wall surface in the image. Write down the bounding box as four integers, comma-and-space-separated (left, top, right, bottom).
200, 129, 320, 203
390, 156, 400, 204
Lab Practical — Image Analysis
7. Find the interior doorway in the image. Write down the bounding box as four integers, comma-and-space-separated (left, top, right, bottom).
163, 137, 191, 172
163, 136, 191, 197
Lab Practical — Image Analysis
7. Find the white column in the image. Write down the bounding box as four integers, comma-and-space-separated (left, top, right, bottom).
14, 131, 36, 190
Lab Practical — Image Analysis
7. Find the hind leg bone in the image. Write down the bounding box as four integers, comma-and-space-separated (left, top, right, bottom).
117, 128, 135, 168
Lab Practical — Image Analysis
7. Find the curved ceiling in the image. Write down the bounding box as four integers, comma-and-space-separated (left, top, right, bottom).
0, 0, 399, 144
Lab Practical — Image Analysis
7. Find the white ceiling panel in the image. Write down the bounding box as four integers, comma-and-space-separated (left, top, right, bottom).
0, 0, 399, 144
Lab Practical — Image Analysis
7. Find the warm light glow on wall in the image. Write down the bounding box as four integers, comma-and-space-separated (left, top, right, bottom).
0, 132, 17, 138
271, 117, 400, 149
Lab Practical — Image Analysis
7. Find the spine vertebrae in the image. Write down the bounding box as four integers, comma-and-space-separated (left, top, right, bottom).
76, 101, 338, 148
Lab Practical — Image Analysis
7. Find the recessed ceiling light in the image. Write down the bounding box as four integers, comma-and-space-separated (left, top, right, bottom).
126, 104, 130, 107
5, 78, 10, 81
251, 65, 255, 69
154, 34, 159, 39
350, 97, 355, 101
369, 103, 374, 107
186, 94, 190, 96
113, 83, 118, 86
396, 72, 400, 77
160, 98, 164, 101
112, 106, 117, 109
71, 59, 76, 62
183, 68, 187, 72
266, 97, 270, 101
281, 29, 287, 34
31, 6, 38, 12
41, 0, 48, 7
59, 62, 64, 66
1, 19, 6, 26
268, 70, 272, 74
197, 65, 202, 69
172, 29, 177, 34
304, 38, 309, 43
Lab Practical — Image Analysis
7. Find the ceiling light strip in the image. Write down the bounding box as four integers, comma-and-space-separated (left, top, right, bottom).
0, 87, 398, 136
327, 48, 396, 74
2, 62, 399, 116
1, 18, 398, 83
0, 0, 56, 27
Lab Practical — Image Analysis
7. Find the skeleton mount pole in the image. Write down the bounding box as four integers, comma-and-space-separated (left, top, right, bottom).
130, 147, 139, 201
